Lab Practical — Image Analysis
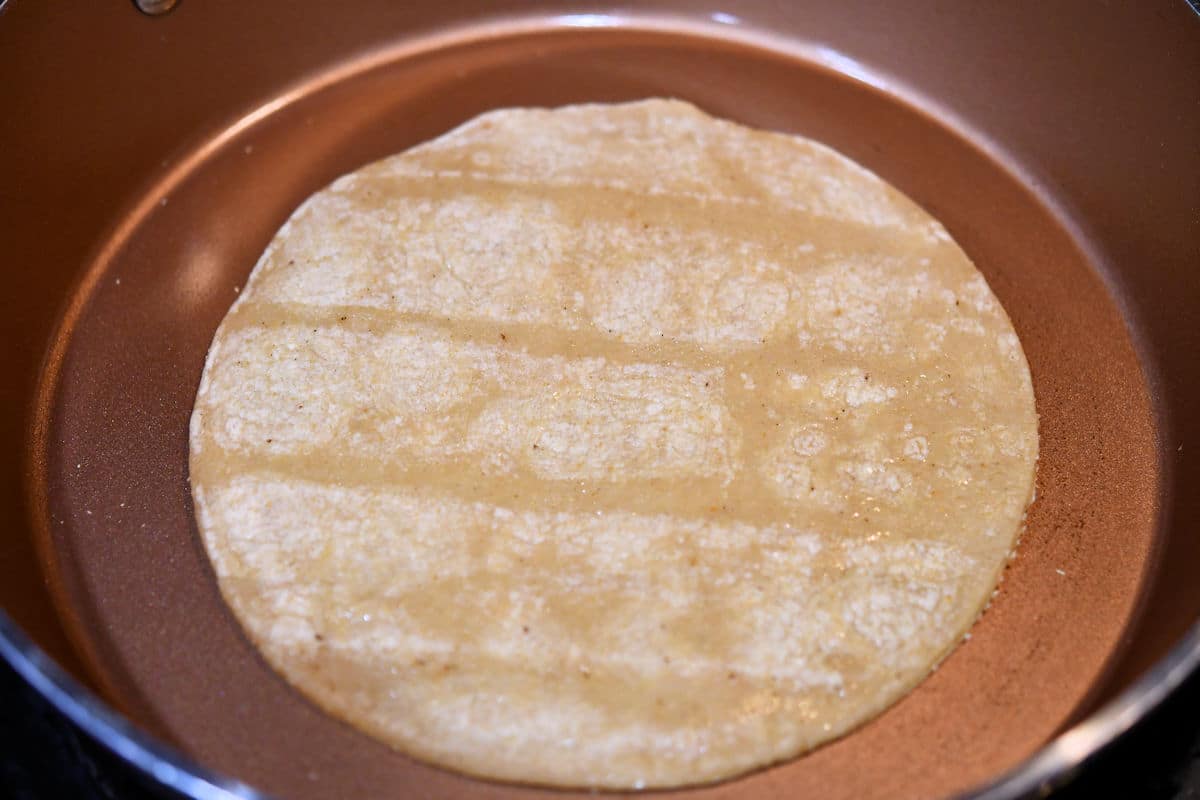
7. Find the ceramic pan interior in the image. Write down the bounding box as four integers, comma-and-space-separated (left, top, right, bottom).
2, 3, 1197, 800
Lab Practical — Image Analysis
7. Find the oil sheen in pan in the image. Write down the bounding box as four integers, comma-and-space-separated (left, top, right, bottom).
25, 10, 1161, 800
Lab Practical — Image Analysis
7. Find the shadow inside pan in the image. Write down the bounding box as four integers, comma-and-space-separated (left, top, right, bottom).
27, 17, 1161, 800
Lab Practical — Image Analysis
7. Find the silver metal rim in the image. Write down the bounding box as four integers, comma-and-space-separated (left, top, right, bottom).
0, 613, 268, 800
3, 605, 1199, 800
4, 9, 1195, 800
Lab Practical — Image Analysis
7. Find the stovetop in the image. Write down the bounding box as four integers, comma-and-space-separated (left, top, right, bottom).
2, 654, 1199, 800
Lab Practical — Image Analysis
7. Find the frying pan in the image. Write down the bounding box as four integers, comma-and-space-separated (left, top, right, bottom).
1, 2, 1197, 798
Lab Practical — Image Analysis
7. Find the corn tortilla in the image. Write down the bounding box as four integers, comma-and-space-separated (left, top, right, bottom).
189, 99, 1038, 789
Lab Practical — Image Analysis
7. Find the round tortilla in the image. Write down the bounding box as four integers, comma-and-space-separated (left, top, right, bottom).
189, 99, 1038, 789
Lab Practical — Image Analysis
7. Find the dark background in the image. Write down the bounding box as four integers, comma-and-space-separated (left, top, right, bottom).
1, 654, 1198, 800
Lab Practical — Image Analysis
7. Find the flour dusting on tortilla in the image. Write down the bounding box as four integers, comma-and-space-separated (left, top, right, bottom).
189, 99, 1038, 789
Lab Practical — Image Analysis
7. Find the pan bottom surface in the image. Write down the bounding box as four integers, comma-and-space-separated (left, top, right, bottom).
28, 16, 1161, 800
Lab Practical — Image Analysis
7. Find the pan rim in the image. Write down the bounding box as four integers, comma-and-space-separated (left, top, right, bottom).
7, 10, 1191, 800
3, 608, 1198, 800
0, 611, 266, 800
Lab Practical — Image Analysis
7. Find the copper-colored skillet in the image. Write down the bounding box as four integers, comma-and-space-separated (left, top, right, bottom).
1, 2, 1197, 798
